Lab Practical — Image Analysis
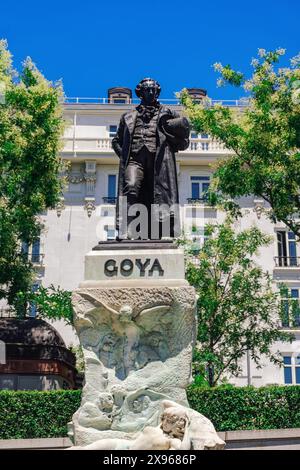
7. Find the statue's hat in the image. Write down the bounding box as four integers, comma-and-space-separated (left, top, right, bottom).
159, 115, 190, 140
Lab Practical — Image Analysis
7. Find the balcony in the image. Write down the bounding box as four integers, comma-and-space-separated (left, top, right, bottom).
21, 252, 45, 266
0, 308, 16, 318
62, 137, 232, 156
102, 197, 117, 204
274, 257, 300, 268
62, 137, 112, 153
188, 139, 227, 153
186, 197, 209, 205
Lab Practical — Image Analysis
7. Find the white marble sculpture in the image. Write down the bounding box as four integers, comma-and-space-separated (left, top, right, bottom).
69, 286, 225, 450
70, 397, 224, 450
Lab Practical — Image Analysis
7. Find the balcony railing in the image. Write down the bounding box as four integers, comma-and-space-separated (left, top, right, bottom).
186, 197, 209, 205
64, 97, 249, 107
102, 197, 117, 204
31, 254, 45, 264
281, 319, 300, 329
62, 137, 231, 154
21, 253, 45, 265
189, 139, 226, 152
274, 256, 300, 267
0, 308, 16, 318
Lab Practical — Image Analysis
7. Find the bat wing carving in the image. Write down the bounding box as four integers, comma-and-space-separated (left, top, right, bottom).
135, 305, 172, 332
74, 292, 120, 329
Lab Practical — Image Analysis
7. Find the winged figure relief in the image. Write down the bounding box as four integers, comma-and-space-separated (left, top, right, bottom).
74, 291, 174, 380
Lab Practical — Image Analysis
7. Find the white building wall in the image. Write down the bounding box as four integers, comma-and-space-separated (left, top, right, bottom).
32, 102, 300, 385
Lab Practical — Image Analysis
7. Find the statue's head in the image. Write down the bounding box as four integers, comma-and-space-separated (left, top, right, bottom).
98, 392, 114, 412
160, 407, 188, 439
135, 78, 161, 106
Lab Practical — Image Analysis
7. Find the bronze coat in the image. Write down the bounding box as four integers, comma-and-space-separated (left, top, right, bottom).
112, 105, 190, 228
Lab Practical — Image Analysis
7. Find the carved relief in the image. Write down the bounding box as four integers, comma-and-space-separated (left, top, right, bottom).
56, 197, 65, 217
70, 286, 224, 449
84, 198, 96, 217
67, 172, 85, 184
70, 392, 225, 450
84, 173, 97, 196
75, 294, 173, 381
253, 198, 264, 219
84, 160, 97, 196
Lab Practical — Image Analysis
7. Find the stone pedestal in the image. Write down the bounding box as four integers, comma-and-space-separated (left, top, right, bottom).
70, 241, 225, 450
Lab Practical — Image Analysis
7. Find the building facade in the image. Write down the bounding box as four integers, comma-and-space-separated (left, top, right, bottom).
18, 89, 300, 387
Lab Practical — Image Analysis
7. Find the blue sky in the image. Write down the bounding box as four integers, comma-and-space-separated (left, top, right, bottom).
1, 0, 299, 100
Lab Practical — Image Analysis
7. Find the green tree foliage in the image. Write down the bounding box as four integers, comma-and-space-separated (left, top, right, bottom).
0, 390, 81, 439
181, 48, 300, 236
1, 386, 300, 438
69, 344, 85, 372
0, 40, 65, 313
188, 385, 300, 431
17, 285, 73, 325
184, 220, 293, 387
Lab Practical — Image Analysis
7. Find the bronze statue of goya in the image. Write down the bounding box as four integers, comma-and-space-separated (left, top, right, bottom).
112, 78, 190, 240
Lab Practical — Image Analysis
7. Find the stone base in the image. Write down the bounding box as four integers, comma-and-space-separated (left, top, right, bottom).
70, 246, 225, 450
93, 239, 177, 251
82, 242, 187, 287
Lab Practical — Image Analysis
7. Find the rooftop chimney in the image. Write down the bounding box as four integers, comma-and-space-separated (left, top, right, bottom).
107, 87, 132, 104
186, 88, 207, 101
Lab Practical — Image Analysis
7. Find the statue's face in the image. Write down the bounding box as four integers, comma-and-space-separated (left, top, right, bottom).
161, 411, 187, 439
98, 393, 114, 412
140, 83, 158, 106
132, 397, 144, 413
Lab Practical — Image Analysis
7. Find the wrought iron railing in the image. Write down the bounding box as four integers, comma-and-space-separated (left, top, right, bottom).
0, 309, 16, 318
21, 253, 45, 265
102, 197, 117, 204
186, 197, 209, 204
274, 256, 300, 267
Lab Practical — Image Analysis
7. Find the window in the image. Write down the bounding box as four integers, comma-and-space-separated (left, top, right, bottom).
190, 227, 209, 254
31, 238, 41, 263
281, 288, 300, 327
191, 176, 210, 200
283, 355, 300, 384
103, 175, 117, 204
109, 125, 117, 138
18, 376, 43, 391
288, 232, 297, 265
189, 130, 210, 151
21, 241, 29, 257
106, 228, 116, 240
190, 131, 209, 140
112, 99, 126, 104
276, 231, 298, 266
21, 238, 41, 263
108, 175, 117, 198
0, 375, 16, 390
283, 356, 292, 384
29, 283, 39, 318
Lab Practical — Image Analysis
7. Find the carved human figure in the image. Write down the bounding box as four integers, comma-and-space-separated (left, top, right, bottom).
68, 388, 225, 450
99, 333, 118, 369
77, 392, 114, 431
111, 388, 163, 433
79, 297, 173, 380
160, 400, 225, 450
160, 406, 187, 440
